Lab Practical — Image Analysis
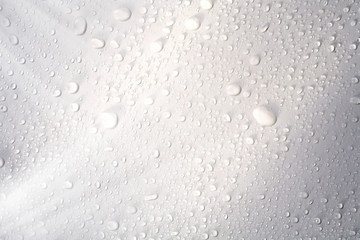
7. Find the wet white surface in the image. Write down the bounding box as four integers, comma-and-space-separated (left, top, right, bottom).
0, 0, 360, 239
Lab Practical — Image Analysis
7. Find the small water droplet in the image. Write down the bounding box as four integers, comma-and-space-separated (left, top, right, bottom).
225, 83, 241, 96
91, 38, 105, 49
107, 220, 119, 231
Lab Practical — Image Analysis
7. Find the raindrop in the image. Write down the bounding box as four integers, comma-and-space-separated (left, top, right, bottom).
113, 8, 132, 21
185, 17, 201, 31
99, 112, 118, 129
252, 106, 277, 126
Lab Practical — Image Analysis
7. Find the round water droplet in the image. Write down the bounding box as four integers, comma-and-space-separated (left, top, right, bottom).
113, 8, 132, 21
200, 0, 213, 10
150, 41, 163, 53
9, 35, 19, 45
314, 217, 322, 225
1, 17, 11, 27
53, 89, 62, 97
107, 220, 119, 231
100, 112, 118, 129
249, 55, 261, 66
185, 17, 201, 31
252, 106, 277, 126
114, 53, 124, 62
245, 137, 255, 145
67, 82, 79, 94
70, 103, 80, 112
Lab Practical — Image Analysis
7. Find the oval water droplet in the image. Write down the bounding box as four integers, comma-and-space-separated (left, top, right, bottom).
113, 8, 132, 21
73, 17, 87, 35
252, 106, 277, 126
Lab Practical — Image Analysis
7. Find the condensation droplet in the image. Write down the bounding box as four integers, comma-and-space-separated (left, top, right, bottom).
73, 17, 87, 35
113, 8, 132, 21
150, 41, 163, 53
252, 106, 277, 126
91, 38, 105, 49
185, 17, 201, 31
200, 0, 213, 10
226, 83, 241, 96
100, 112, 118, 129
107, 220, 119, 231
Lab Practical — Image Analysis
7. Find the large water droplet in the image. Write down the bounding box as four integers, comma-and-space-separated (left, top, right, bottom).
113, 8, 132, 21
252, 106, 277, 126
100, 112, 118, 129
185, 17, 201, 31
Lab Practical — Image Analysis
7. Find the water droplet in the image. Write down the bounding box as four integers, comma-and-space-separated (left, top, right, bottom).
99, 112, 118, 129
107, 220, 119, 231
64, 181, 73, 189
114, 53, 124, 62
249, 55, 261, 66
200, 0, 213, 10
73, 17, 87, 35
67, 82, 79, 94
113, 8, 132, 21
185, 17, 201, 31
245, 137, 255, 145
150, 41, 163, 53
314, 217, 322, 225
70, 103, 80, 112
144, 193, 158, 201
91, 38, 105, 49
9, 35, 19, 45
225, 83, 241, 96
252, 106, 277, 126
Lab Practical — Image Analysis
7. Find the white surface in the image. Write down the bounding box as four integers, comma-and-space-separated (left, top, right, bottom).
0, 0, 360, 239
